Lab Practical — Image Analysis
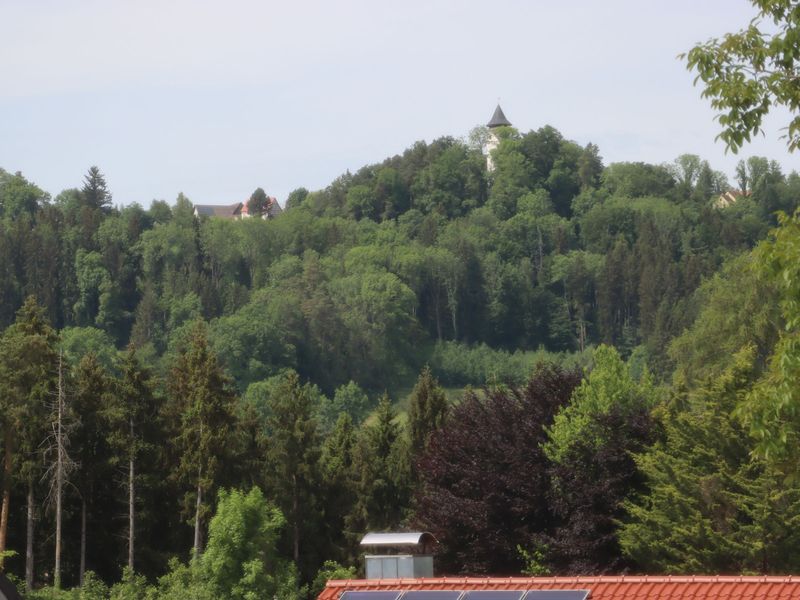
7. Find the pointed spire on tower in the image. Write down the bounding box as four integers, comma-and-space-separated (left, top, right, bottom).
487, 104, 511, 128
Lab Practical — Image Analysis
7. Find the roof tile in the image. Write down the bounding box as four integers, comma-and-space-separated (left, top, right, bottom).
318, 576, 800, 600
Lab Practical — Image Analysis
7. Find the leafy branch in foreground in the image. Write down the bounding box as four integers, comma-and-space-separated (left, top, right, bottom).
683, 0, 800, 152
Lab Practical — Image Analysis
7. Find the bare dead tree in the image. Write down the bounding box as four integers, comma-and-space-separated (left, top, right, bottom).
42, 351, 76, 589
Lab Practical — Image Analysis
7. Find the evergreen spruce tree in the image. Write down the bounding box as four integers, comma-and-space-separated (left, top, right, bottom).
620, 346, 800, 573
0, 296, 57, 575
81, 166, 112, 212
166, 321, 237, 556
108, 346, 159, 571
597, 237, 632, 346
320, 413, 357, 563
72, 352, 112, 585
264, 370, 322, 579
349, 394, 410, 532
407, 366, 448, 459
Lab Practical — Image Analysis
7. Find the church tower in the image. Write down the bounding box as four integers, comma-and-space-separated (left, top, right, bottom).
485, 104, 511, 172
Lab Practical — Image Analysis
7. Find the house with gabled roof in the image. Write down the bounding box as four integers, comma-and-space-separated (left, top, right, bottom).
319, 533, 800, 600
318, 575, 800, 600
714, 189, 750, 209
193, 196, 283, 220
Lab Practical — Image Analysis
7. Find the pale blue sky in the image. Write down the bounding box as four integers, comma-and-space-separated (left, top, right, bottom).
1, 0, 797, 206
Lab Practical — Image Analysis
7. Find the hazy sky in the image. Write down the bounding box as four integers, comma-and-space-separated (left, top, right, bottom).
1, 0, 797, 207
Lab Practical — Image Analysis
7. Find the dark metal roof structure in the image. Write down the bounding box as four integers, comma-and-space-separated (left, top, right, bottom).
487, 104, 511, 128
0, 573, 22, 600
193, 203, 243, 218
267, 197, 284, 218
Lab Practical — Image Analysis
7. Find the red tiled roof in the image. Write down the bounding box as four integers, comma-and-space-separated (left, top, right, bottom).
318, 576, 800, 600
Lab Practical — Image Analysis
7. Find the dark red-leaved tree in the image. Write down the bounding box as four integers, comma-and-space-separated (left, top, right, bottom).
544, 405, 657, 574
412, 364, 581, 575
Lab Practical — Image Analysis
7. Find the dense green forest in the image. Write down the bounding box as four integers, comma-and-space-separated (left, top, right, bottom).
2, 117, 800, 598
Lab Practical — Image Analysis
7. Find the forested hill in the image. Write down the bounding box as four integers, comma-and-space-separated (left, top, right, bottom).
0, 126, 796, 392
1, 124, 800, 595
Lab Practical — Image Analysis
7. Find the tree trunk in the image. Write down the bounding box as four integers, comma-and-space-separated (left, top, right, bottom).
26, 480, 34, 590
445, 283, 458, 341
193, 475, 203, 557
292, 474, 299, 564
54, 351, 64, 589
128, 439, 135, 571
79, 498, 86, 586
0, 429, 12, 570
536, 224, 544, 283
433, 288, 442, 341
579, 320, 586, 352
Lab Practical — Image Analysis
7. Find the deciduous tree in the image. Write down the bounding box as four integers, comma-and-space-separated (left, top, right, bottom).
414, 365, 581, 574
683, 0, 800, 152
543, 345, 660, 573
247, 188, 269, 218
200, 487, 298, 600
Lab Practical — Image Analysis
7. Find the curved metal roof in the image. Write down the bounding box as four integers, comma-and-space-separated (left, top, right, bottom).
487, 104, 511, 128
360, 532, 437, 546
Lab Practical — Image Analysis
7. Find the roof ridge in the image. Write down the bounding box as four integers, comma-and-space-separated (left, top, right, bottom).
325, 575, 800, 585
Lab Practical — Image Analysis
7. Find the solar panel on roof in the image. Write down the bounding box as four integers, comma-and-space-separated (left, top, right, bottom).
462, 592, 525, 600
402, 592, 463, 600
340, 592, 402, 600
523, 592, 590, 600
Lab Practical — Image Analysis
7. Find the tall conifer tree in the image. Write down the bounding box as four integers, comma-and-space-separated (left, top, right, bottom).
81, 166, 112, 212
72, 352, 112, 585
349, 394, 410, 533
108, 347, 159, 571
320, 413, 357, 564
408, 366, 448, 458
166, 321, 237, 556
621, 347, 800, 573
0, 296, 57, 577
264, 370, 322, 579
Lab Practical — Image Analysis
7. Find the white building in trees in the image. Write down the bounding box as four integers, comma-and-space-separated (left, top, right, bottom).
485, 104, 512, 172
